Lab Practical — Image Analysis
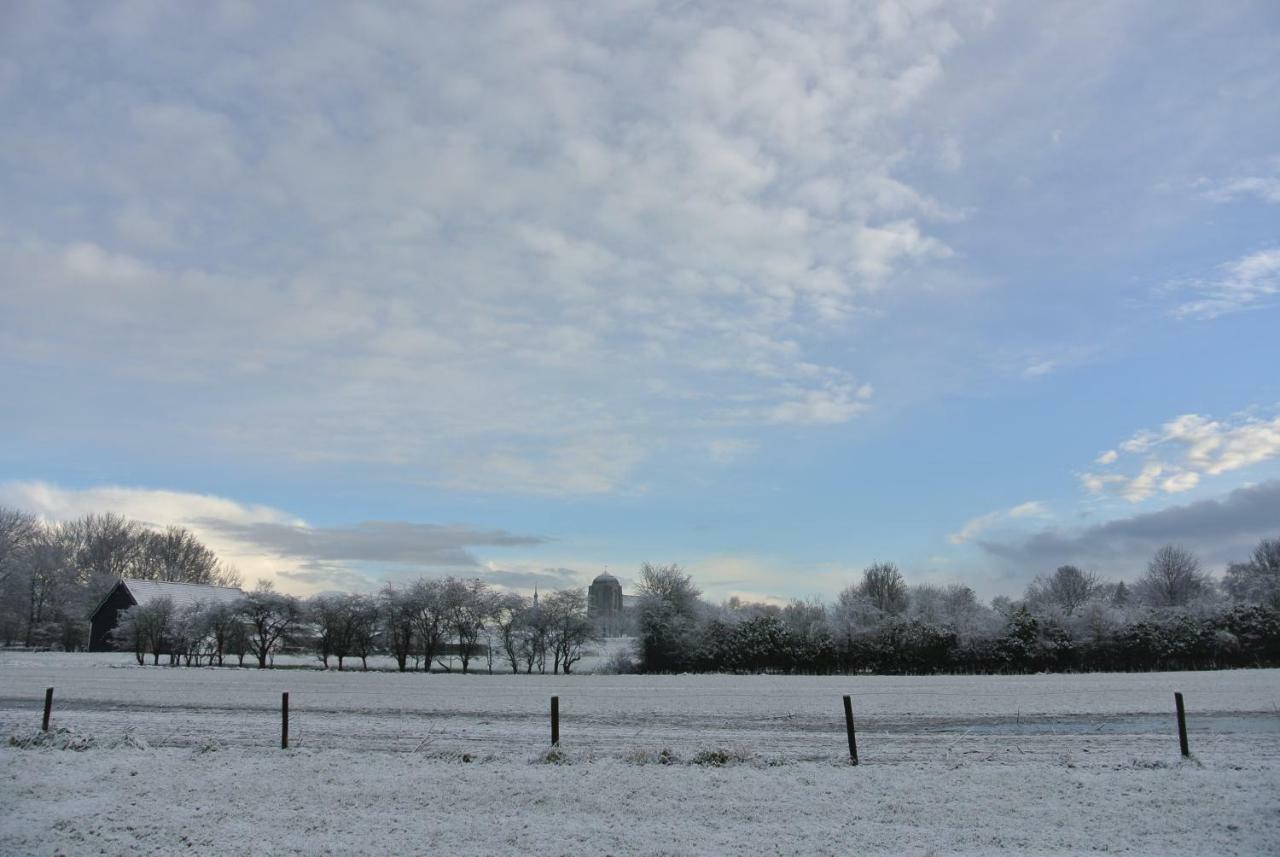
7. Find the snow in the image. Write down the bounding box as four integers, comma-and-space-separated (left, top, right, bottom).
2, 653, 1278, 855
111, 578, 244, 610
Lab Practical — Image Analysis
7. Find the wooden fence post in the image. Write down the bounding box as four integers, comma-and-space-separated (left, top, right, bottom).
281, 691, 290, 750
551, 695, 559, 746
1175, 691, 1189, 757
842, 695, 859, 766
42, 687, 53, 732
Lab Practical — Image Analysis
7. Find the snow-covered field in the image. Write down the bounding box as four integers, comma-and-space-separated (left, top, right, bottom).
2, 652, 1278, 855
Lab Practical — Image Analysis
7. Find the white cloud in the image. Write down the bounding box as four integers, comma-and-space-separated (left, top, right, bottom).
948, 500, 1048, 544
1169, 247, 1280, 319
1081, 410, 1280, 502
1008, 501, 1047, 519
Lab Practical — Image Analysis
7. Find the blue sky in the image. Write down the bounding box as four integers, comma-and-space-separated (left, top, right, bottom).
1, 1, 1278, 601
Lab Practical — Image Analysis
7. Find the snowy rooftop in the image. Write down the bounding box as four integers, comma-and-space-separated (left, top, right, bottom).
119, 578, 244, 610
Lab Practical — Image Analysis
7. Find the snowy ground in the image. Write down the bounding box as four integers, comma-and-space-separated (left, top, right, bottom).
2, 653, 1278, 855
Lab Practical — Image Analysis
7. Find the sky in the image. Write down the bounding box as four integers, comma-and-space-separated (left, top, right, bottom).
1, 1, 1278, 603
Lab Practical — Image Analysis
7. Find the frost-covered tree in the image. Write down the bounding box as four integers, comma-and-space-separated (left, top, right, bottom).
1110, 581, 1131, 608
65, 512, 145, 584
379, 584, 416, 672
491, 592, 529, 674
169, 601, 213, 666
346, 594, 379, 671
238, 584, 301, 668
409, 578, 448, 671
442, 578, 492, 674
1136, 545, 1212, 608
518, 597, 551, 674
135, 526, 238, 586
202, 601, 242, 667
309, 593, 347, 669
858, 562, 909, 616
0, 507, 38, 589
1223, 538, 1280, 609
1026, 565, 1101, 616
635, 563, 703, 672
545, 588, 596, 674
16, 527, 77, 647
114, 596, 175, 665
111, 602, 149, 665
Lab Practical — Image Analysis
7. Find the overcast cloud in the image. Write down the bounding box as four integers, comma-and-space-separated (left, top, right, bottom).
978, 480, 1280, 575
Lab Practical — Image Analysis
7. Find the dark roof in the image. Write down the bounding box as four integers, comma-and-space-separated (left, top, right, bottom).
591, 571, 620, 585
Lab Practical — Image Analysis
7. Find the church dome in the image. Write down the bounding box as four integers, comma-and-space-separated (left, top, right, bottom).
592, 571, 619, 585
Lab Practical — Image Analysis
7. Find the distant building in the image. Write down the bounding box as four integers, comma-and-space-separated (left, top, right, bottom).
587, 571, 625, 637
88, 578, 244, 652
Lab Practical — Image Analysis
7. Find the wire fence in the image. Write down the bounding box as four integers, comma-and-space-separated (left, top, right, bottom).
9, 683, 1270, 765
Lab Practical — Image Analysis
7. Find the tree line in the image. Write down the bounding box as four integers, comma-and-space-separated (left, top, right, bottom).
113, 578, 599, 673
0, 509, 239, 648
630, 541, 1280, 675
3, 505, 1278, 676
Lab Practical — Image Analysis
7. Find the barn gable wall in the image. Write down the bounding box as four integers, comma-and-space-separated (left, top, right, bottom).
88, 585, 138, 652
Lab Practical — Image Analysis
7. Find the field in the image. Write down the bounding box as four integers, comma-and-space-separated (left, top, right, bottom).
2, 652, 1278, 855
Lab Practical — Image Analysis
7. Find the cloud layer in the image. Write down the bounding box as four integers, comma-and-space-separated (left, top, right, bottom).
0, 2, 990, 495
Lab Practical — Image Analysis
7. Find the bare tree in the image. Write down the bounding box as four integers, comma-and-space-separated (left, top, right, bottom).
136, 526, 235, 586
309, 593, 346, 669
379, 584, 416, 672
65, 512, 144, 584
202, 601, 241, 666
442, 578, 491, 674
18, 527, 75, 647
409, 578, 448, 671
544, 588, 596, 674
1026, 565, 1101, 616
0, 507, 38, 588
491, 592, 528, 674
636, 562, 702, 615
309, 592, 378, 671
519, 599, 550, 674
238, 584, 301, 668
346, 594, 379, 671
170, 601, 211, 666
858, 562, 908, 616
1136, 545, 1212, 608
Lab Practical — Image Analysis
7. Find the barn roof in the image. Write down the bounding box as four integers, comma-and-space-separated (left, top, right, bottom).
118, 578, 244, 610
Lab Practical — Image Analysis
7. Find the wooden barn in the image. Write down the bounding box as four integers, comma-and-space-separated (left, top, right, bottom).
88, 578, 245, 652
